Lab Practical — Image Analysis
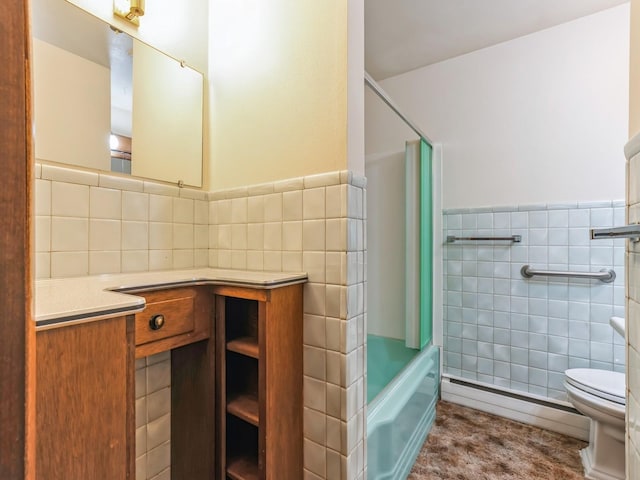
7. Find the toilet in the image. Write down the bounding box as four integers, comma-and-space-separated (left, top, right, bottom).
564, 368, 626, 480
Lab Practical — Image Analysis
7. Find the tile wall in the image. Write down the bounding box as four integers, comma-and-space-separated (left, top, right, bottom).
208, 170, 367, 480
135, 352, 172, 480
443, 201, 625, 401
34, 162, 367, 480
34, 162, 209, 279
627, 140, 640, 478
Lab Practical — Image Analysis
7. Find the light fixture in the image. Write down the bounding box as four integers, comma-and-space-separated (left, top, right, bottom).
113, 0, 145, 26
109, 134, 119, 151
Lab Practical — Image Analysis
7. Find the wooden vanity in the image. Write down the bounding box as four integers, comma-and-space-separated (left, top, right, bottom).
35, 270, 305, 480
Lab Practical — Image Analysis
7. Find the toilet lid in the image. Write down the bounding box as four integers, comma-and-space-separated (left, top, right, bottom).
565, 369, 626, 405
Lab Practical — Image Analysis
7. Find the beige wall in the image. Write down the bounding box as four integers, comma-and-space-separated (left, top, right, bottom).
208, 0, 362, 190
631, 0, 640, 137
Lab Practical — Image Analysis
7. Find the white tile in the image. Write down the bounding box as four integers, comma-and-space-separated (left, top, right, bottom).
282, 251, 303, 272
194, 249, 208, 267
194, 225, 208, 249
35, 179, 51, 216
51, 182, 89, 217
304, 171, 341, 188
231, 224, 247, 250
231, 197, 248, 223
283, 221, 303, 251
149, 250, 172, 270
122, 250, 149, 273
172, 224, 194, 249
247, 224, 264, 250
149, 195, 173, 222
35, 216, 51, 253
283, 190, 303, 220
90, 219, 121, 251
51, 217, 89, 251
304, 283, 326, 316
89, 251, 121, 275
42, 164, 98, 185
303, 251, 326, 283
89, 187, 121, 220
100, 174, 143, 192
149, 223, 173, 249
304, 188, 326, 220
173, 197, 194, 223
194, 200, 208, 225
143, 181, 178, 196
264, 193, 283, 222
147, 414, 171, 450
304, 314, 326, 348
303, 220, 326, 251
230, 250, 247, 269
51, 251, 88, 278
217, 224, 232, 249
263, 251, 282, 271
304, 346, 327, 381
35, 252, 50, 279
247, 196, 264, 223
326, 219, 347, 251
326, 185, 346, 219
146, 442, 170, 478
264, 223, 282, 250
122, 221, 149, 251
217, 199, 232, 224
147, 387, 171, 422
122, 191, 149, 221
303, 439, 326, 477
246, 251, 264, 270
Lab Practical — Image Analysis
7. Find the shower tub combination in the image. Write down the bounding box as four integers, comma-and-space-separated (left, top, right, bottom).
365, 75, 441, 480
367, 340, 440, 480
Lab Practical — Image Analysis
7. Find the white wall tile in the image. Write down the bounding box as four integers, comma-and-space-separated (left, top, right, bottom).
51, 251, 88, 278
51, 182, 89, 217
35, 179, 51, 216
90, 219, 121, 251
149, 195, 173, 222
122, 191, 149, 221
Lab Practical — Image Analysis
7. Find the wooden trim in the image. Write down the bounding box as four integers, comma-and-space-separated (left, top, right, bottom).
0, 1, 35, 479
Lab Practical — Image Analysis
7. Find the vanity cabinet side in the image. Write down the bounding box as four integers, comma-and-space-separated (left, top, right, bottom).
36, 315, 135, 480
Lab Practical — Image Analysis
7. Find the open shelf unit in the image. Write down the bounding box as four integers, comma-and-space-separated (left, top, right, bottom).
214, 284, 303, 480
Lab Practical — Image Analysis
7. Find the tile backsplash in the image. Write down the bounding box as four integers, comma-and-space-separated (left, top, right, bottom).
35, 163, 209, 279
34, 162, 367, 480
443, 201, 626, 401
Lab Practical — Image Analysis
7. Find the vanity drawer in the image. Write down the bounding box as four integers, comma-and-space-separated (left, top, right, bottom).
135, 290, 196, 346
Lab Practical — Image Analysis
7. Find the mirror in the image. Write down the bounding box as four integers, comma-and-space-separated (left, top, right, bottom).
31, 0, 204, 187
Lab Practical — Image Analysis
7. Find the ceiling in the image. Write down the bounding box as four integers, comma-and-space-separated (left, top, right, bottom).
365, 0, 629, 80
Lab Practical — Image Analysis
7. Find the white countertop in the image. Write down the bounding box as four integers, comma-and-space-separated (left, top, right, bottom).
35, 268, 307, 328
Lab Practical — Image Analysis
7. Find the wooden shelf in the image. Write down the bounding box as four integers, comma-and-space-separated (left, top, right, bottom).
226, 337, 259, 358
226, 455, 259, 480
227, 394, 259, 426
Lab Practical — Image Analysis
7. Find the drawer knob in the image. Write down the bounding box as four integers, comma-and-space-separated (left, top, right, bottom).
149, 314, 165, 330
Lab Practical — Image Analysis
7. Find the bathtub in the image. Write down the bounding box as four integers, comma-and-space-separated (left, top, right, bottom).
367, 344, 440, 480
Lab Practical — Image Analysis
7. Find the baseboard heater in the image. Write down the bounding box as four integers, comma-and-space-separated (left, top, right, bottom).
441, 375, 590, 441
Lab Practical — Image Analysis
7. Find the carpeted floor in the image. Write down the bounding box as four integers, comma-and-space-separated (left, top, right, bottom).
408, 401, 587, 479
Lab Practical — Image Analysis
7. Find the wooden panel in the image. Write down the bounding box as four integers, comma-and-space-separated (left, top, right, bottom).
0, 1, 35, 478
171, 338, 215, 479
134, 287, 211, 358
263, 284, 304, 479
36, 316, 133, 479
214, 295, 228, 479
135, 295, 195, 345
228, 393, 259, 426
227, 338, 259, 358
211, 285, 270, 302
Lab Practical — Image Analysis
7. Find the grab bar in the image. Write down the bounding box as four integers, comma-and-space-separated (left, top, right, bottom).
591, 225, 640, 242
520, 265, 616, 283
446, 235, 521, 243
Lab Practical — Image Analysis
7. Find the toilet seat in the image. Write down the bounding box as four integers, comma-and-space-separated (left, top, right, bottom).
565, 368, 625, 405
